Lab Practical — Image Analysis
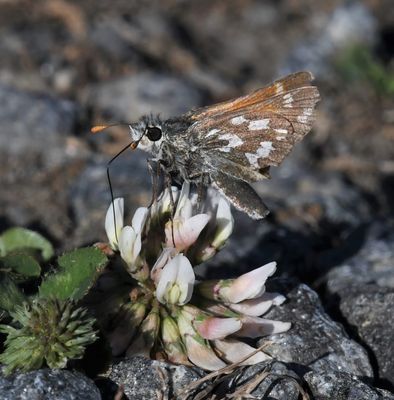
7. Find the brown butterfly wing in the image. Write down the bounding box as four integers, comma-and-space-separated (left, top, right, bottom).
184, 71, 320, 219
188, 79, 319, 177
188, 71, 317, 121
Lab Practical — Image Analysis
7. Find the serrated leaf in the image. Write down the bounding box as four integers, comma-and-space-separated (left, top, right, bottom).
0, 274, 27, 312
0, 228, 54, 260
1, 253, 41, 278
38, 247, 108, 301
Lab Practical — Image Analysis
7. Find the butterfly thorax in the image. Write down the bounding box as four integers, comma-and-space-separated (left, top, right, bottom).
132, 114, 207, 183
161, 116, 208, 182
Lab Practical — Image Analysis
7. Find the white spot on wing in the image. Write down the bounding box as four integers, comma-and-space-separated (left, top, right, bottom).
248, 119, 270, 131
297, 107, 314, 124
245, 141, 273, 167
283, 93, 293, 108
275, 83, 284, 94
231, 116, 247, 125
274, 128, 288, 134
297, 115, 309, 124
218, 133, 244, 152
207, 128, 221, 138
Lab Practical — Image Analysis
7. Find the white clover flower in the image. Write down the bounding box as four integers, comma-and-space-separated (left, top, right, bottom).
105, 198, 124, 250
150, 247, 177, 285
190, 190, 234, 263
177, 306, 227, 371
155, 254, 195, 306
165, 182, 211, 252
211, 196, 234, 249
102, 184, 291, 372
197, 262, 277, 304
118, 207, 148, 272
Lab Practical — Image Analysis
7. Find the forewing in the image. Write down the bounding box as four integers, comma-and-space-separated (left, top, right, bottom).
187, 72, 320, 181
188, 71, 316, 120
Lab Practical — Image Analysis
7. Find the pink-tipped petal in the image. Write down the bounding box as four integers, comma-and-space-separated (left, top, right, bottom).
213, 339, 271, 365
166, 214, 211, 252
195, 317, 242, 340
105, 198, 124, 250
236, 316, 291, 338
220, 262, 277, 303
184, 335, 226, 371
150, 248, 176, 284
228, 292, 286, 317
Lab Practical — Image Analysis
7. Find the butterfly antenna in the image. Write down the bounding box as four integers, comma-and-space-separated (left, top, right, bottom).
106, 141, 140, 243
91, 123, 133, 134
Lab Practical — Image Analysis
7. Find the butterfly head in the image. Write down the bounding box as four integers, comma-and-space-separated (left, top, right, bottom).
129, 115, 164, 153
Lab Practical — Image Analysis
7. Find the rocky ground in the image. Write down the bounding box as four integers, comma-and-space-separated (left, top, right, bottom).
0, 0, 394, 399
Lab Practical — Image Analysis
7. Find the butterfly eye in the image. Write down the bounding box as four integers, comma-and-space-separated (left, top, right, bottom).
146, 126, 162, 141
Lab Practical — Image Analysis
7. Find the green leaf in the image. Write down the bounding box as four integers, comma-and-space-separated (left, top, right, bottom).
0, 228, 54, 260
38, 247, 108, 301
0, 274, 27, 312
1, 253, 41, 278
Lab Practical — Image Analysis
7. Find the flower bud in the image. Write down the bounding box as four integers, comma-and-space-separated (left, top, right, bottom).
161, 308, 190, 365
126, 302, 160, 357
107, 301, 147, 356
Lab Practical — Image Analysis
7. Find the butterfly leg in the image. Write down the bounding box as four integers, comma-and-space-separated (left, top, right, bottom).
196, 173, 208, 213
163, 170, 176, 247
146, 158, 161, 209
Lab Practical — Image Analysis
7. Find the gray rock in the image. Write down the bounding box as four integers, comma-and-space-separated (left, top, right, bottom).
219, 361, 304, 400
326, 221, 394, 291
261, 283, 373, 378
324, 222, 394, 388
0, 369, 100, 400
86, 72, 204, 122
256, 147, 372, 229
0, 84, 77, 168
108, 356, 205, 400
305, 369, 394, 400
233, 362, 394, 400
330, 284, 394, 389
